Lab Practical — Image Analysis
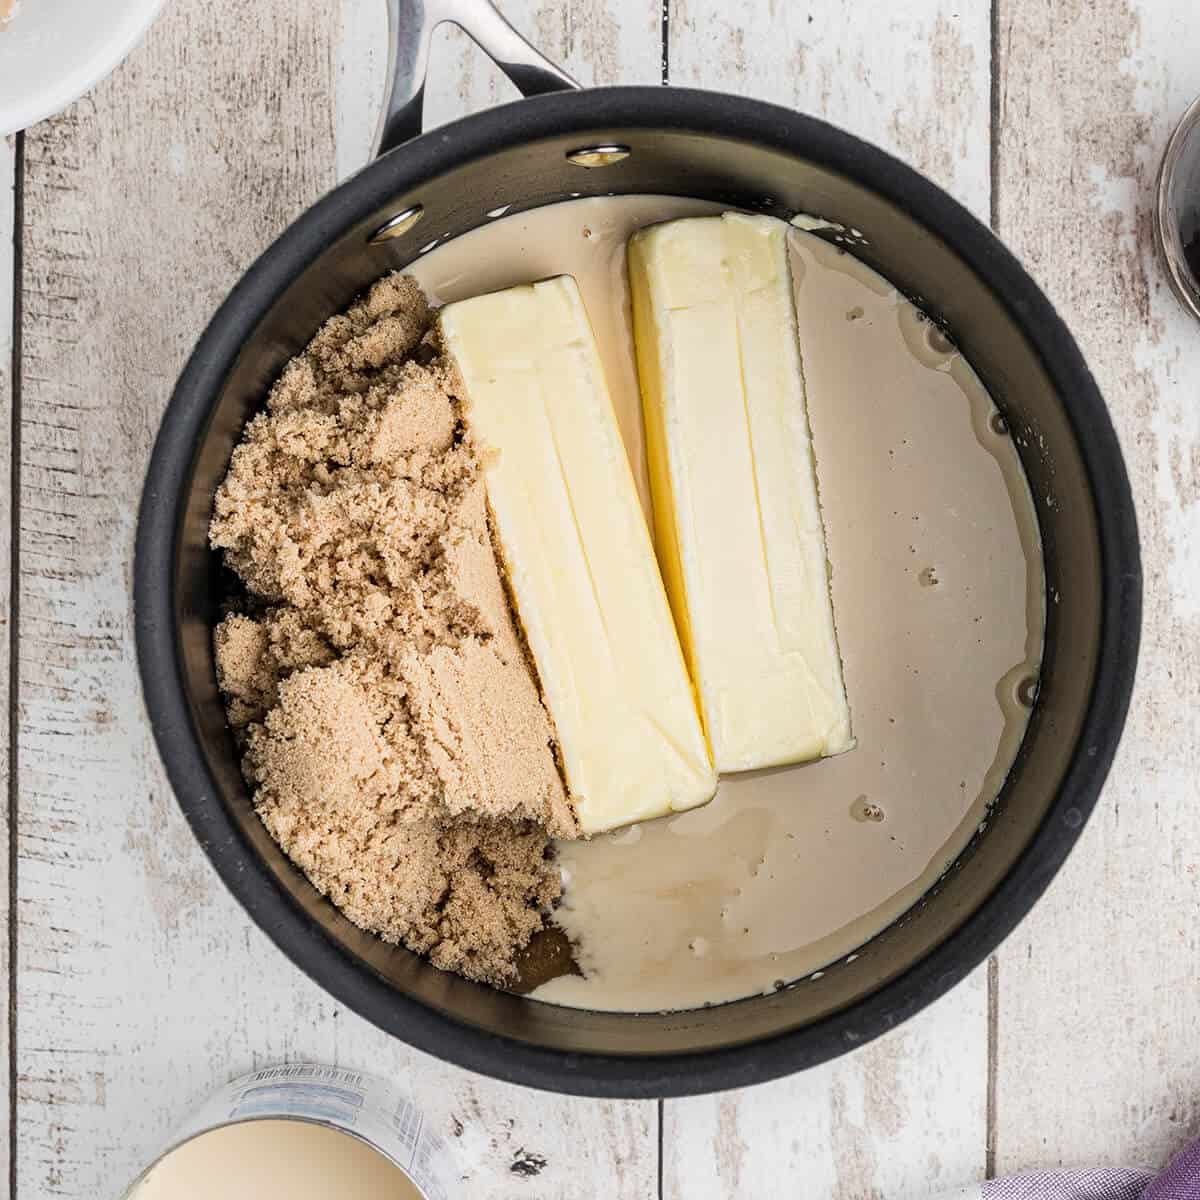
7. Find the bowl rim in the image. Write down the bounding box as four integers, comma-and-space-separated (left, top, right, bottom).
134, 85, 1141, 1097
0, 0, 168, 136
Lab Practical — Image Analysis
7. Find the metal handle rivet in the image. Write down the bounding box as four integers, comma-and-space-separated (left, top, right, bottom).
368, 204, 424, 245
566, 145, 631, 168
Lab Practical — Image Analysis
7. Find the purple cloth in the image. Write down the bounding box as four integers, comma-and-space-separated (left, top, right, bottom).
966, 1138, 1200, 1200
982, 1167, 1151, 1199
1142, 1139, 1200, 1200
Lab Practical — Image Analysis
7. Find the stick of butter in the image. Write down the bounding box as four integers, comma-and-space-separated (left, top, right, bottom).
628, 213, 853, 772
440, 276, 717, 835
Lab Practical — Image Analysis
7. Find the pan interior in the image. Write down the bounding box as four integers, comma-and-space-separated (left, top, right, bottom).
389, 193, 1044, 1013
172, 122, 1100, 1058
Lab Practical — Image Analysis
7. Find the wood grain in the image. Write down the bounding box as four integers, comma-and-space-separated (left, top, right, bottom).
664, 975, 988, 1199
1, 129, 15, 1200
15, 4, 335, 1192
14, 2, 656, 1197
669, 0, 990, 220
663, 2, 992, 1196
992, 0, 1200, 1173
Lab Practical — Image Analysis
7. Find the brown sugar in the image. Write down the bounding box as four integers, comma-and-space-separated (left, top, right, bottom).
210, 273, 576, 987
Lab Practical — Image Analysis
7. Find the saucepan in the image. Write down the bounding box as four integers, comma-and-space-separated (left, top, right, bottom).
134, 0, 1141, 1096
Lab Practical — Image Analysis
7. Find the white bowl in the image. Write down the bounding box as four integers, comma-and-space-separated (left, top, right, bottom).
0, 0, 167, 135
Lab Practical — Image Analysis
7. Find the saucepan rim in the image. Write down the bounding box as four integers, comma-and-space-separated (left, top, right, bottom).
134, 85, 1140, 1097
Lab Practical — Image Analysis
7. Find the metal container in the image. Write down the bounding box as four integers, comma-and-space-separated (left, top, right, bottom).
134, 0, 1141, 1096
122, 1064, 454, 1200
1156, 91, 1200, 322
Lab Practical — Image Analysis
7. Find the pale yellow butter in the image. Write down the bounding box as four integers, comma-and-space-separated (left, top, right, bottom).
628, 213, 853, 772
440, 276, 716, 835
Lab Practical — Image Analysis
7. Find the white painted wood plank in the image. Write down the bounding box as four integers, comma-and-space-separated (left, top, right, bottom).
16, 1, 657, 1197
664, 974, 988, 1199
16, 3, 335, 1192
670, 0, 990, 222
664, 3, 991, 1196
992, 0, 1200, 1174
336, 0, 387, 181
0, 129, 16, 1200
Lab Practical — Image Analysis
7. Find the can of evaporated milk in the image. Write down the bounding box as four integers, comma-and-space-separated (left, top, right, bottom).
122, 1063, 456, 1200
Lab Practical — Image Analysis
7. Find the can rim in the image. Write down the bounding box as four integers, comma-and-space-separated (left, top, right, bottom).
121, 1101, 434, 1199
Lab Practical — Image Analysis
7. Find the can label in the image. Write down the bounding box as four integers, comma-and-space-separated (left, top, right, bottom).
155, 1063, 454, 1200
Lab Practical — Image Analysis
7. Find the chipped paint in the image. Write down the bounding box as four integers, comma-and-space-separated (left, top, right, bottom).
510, 1149, 548, 1177
994, 0, 1200, 1172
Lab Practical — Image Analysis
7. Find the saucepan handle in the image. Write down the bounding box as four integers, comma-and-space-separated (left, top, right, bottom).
374, 0, 580, 157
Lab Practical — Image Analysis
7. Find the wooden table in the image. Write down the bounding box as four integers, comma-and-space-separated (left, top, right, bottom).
3, 0, 1198, 1195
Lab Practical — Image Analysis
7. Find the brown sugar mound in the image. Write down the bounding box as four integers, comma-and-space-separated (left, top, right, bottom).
210, 273, 576, 987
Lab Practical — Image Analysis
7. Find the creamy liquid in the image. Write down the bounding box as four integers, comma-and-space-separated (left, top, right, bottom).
132, 1120, 423, 1200
410, 197, 1044, 1013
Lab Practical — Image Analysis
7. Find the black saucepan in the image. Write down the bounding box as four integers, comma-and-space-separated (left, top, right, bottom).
134, 0, 1141, 1097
